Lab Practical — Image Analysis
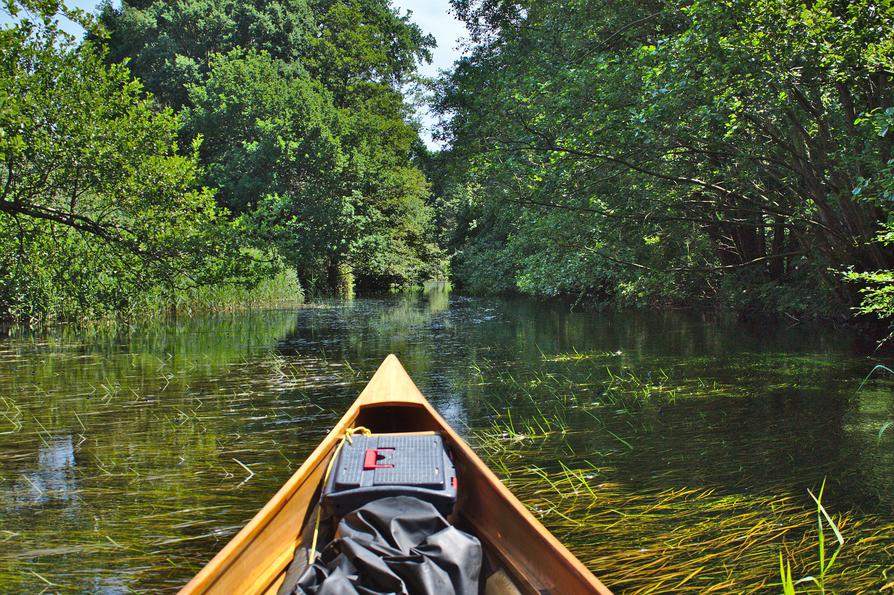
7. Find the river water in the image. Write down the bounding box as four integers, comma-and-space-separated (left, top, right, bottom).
1, 290, 892, 592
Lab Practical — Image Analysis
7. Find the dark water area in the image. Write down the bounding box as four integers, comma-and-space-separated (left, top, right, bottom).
1, 289, 893, 592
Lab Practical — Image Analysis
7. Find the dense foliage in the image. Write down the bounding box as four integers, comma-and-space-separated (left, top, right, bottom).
0, 0, 268, 319
842, 104, 894, 324
6, 0, 892, 322
99, 0, 445, 293
0, 0, 444, 320
436, 0, 894, 319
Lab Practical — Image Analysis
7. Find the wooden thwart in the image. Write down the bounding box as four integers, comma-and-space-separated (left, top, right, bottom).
180, 354, 612, 595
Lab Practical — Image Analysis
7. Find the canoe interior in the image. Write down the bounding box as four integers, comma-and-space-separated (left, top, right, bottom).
180, 355, 611, 595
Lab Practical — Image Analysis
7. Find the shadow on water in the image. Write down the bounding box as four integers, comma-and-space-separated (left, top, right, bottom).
1, 289, 893, 592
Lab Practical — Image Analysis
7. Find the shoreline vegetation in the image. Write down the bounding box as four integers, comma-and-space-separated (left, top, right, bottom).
0, 266, 306, 324
121, 266, 306, 321
1, 0, 447, 324
431, 0, 894, 333
1, 0, 892, 332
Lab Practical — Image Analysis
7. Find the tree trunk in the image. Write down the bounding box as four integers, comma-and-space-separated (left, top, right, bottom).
327, 260, 355, 298
769, 216, 786, 280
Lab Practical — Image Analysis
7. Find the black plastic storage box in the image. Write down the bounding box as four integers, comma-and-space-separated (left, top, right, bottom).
322, 433, 457, 516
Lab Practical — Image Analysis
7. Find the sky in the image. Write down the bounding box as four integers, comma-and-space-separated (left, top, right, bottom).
4, 0, 467, 148
391, 0, 468, 148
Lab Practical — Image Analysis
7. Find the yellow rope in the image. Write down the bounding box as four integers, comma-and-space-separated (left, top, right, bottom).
307, 426, 373, 564
344, 425, 372, 444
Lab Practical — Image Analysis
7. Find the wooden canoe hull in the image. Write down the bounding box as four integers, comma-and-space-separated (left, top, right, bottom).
181, 354, 611, 594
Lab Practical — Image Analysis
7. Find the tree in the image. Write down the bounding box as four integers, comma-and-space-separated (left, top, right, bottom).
97, 0, 315, 107
304, 0, 433, 104
183, 49, 356, 286
0, 1, 264, 318
101, 0, 445, 293
845, 107, 894, 330
436, 0, 894, 316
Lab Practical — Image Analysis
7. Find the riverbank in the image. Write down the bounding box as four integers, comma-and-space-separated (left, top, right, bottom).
0, 266, 304, 324
139, 267, 305, 319
451, 283, 894, 343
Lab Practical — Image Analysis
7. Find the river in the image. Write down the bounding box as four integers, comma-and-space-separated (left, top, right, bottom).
1, 289, 892, 592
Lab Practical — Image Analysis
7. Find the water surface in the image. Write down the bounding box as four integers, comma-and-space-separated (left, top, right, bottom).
1, 292, 892, 592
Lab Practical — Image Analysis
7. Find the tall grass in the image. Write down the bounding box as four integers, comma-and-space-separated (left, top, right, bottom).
1, 262, 304, 324
126, 266, 304, 320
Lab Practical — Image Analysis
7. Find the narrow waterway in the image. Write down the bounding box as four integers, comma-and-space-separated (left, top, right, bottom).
1, 290, 892, 592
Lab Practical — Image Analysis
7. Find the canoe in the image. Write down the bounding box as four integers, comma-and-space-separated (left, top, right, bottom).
181, 354, 611, 595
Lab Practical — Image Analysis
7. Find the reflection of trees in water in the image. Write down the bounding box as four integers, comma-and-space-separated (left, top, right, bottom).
0, 310, 347, 592
0, 311, 300, 398
423, 282, 450, 314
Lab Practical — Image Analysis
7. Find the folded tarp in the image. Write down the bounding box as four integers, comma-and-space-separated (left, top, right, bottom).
281, 496, 482, 595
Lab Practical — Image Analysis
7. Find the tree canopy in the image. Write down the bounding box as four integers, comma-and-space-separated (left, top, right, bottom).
436, 0, 894, 319
4, 0, 893, 324
98, 0, 444, 293
0, 0, 265, 319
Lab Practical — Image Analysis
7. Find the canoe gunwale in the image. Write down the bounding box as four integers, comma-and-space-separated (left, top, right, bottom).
180, 414, 348, 593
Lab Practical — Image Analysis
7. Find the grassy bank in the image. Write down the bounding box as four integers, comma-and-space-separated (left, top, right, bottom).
131, 267, 305, 319
0, 266, 304, 324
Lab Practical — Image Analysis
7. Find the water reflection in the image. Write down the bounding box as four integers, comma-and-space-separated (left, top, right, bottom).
0, 292, 892, 592
15, 436, 79, 505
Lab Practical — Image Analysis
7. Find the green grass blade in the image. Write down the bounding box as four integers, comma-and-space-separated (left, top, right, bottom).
856, 364, 894, 392
809, 488, 845, 548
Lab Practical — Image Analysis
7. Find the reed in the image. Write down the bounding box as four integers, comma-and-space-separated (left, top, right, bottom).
776, 480, 845, 593
127, 266, 304, 320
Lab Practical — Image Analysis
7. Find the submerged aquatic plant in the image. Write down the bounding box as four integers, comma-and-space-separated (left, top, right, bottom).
485, 457, 894, 593
480, 405, 569, 445
855, 364, 894, 444
603, 367, 678, 407
472, 390, 894, 593
539, 347, 621, 363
